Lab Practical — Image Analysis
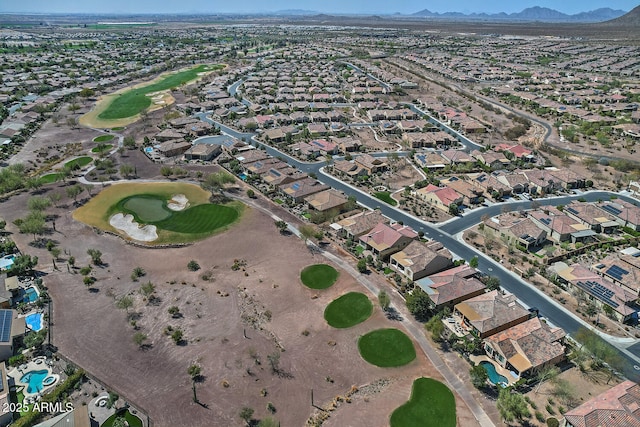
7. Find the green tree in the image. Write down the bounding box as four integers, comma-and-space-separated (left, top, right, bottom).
239, 407, 254, 426
378, 290, 390, 311
119, 164, 135, 178
470, 364, 488, 389
188, 364, 201, 381
123, 136, 136, 149
19, 211, 46, 241
497, 388, 531, 424
171, 329, 184, 344
187, 260, 200, 271
24, 330, 47, 349
357, 258, 367, 273
406, 287, 433, 321
535, 366, 560, 393
133, 332, 147, 348
274, 220, 287, 234
9, 255, 38, 276
112, 417, 127, 427
140, 281, 155, 299
87, 248, 103, 265
246, 189, 255, 198
469, 256, 479, 268
27, 196, 51, 212
485, 276, 501, 291
66, 184, 83, 203
116, 295, 134, 313
448, 203, 459, 216
201, 171, 234, 194
299, 224, 317, 243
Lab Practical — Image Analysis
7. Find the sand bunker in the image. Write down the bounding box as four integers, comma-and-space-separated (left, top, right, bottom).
167, 194, 189, 211
109, 213, 158, 242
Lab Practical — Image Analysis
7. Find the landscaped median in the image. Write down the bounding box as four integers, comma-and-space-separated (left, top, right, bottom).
73, 182, 243, 244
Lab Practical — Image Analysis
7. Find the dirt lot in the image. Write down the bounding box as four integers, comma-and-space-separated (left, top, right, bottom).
3, 185, 478, 427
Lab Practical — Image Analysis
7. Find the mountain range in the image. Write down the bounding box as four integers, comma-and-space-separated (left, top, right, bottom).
411, 6, 626, 22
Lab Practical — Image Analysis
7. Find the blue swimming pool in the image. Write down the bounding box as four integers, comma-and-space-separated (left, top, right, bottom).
0, 255, 15, 271
238, 173, 247, 181
22, 287, 38, 303
480, 361, 508, 386
20, 370, 49, 394
25, 313, 42, 331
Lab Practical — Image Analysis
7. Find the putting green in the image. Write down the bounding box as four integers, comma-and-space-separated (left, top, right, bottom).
65, 156, 93, 169
390, 378, 456, 427
92, 144, 113, 153
74, 182, 242, 244
93, 134, 114, 142
324, 292, 373, 328
358, 328, 416, 367
39, 173, 62, 184
300, 264, 339, 289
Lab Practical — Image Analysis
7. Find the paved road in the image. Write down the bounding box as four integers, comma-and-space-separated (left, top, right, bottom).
195, 114, 640, 383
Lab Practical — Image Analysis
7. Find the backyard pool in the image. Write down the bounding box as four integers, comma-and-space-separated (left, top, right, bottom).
21, 370, 49, 394
25, 313, 43, 332
239, 173, 247, 181
0, 255, 15, 271
480, 361, 508, 387
21, 287, 39, 303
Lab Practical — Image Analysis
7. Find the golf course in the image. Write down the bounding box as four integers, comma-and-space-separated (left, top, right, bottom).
73, 182, 242, 244
79, 64, 224, 128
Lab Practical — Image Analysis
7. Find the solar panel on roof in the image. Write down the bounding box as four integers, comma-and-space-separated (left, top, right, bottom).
566, 207, 579, 215
540, 217, 551, 225
292, 183, 300, 190
575, 281, 619, 308
0, 310, 12, 343
602, 204, 622, 216
606, 265, 629, 281
477, 175, 487, 182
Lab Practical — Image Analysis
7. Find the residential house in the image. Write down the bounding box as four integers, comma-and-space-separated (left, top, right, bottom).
184, 144, 221, 161
305, 189, 348, 213
483, 317, 566, 379
333, 160, 366, 178
155, 129, 186, 142
564, 202, 619, 234
279, 178, 329, 203
0, 310, 25, 361
554, 263, 639, 323
453, 290, 531, 338
415, 265, 486, 311
441, 149, 474, 165
529, 209, 596, 243
496, 172, 530, 194
547, 168, 586, 190
261, 168, 307, 187
442, 177, 484, 206
354, 154, 388, 175
596, 200, 640, 231
564, 380, 640, 427
236, 150, 270, 165
519, 169, 561, 195
390, 240, 453, 281
414, 152, 450, 169
471, 150, 510, 170
471, 173, 512, 198
359, 222, 418, 260
483, 212, 547, 250
334, 210, 388, 239
414, 184, 464, 213
157, 141, 191, 158
289, 141, 320, 160
309, 139, 338, 155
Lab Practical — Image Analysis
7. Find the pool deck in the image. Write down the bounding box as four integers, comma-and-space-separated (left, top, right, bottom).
470, 354, 519, 386
8, 356, 60, 400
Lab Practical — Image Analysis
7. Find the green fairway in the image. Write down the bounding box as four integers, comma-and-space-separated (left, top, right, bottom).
324, 292, 373, 328
300, 264, 339, 289
98, 64, 221, 120
374, 191, 397, 206
93, 134, 115, 142
65, 156, 92, 169
358, 328, 416, 367
39, 173, 62, 184
390, 378, 456, 427
91, 144, 113, 153
102, 409, 143, 427
155, 204, 239, 234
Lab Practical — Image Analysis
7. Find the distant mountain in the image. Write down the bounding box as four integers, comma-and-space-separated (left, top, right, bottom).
273, 9, 317, 16
411, 6, 626, 22
602, 5, 640, 25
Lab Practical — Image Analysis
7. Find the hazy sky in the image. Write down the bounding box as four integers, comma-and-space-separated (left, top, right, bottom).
0, 0, 638, 15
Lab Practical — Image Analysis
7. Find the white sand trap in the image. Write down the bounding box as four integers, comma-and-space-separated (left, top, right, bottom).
109, 213, 158, 242
167, 194, 189, 211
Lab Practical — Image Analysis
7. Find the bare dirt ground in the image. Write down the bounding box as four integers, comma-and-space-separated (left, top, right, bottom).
3, 185, 478, 427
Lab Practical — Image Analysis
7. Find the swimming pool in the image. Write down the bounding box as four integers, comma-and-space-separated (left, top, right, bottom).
22, 287, 39, 303
480, 361, 508, 386
25, 313, 43, 331
0, 255, 15, 271
20, 370, 49, 394
239, 173, 247, 181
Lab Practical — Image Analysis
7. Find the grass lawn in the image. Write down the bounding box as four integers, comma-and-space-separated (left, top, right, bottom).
64, 156, 93, 169
274, 199, 284, 205
374, 191, 397, 206
91, 144, 113, 153
74, 182, 242, 244
98, 64, 221, 120
93, 134, 115, 142
390, 377, 456, 427
384, 267, 394, 275
300, 264, 339, 289
358, 328, 416, 367
39, 173, 62, 184
324, 292, 373, 328
102, 409, 143, 427
355, 245, 364, 255
111, 127, 125, 131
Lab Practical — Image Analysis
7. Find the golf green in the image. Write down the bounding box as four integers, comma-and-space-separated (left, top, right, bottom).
65, 156, 93, 169
93, 134, 115, 142
358, 328, 416, 367
92, 144, 113, 153
39, 173, 62, 184
390, 378, 456, 427
300, 264, 339, 289
324, 292, 373, 328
